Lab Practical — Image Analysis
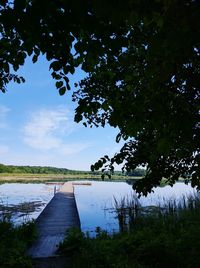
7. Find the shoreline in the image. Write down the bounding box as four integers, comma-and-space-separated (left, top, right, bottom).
0, 173, 142, 184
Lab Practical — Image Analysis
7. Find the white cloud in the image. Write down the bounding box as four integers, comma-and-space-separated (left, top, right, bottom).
0, 105, 10, 128
23, 106, 76, 150
23, 106, 89, 155
0, 105, 92, 169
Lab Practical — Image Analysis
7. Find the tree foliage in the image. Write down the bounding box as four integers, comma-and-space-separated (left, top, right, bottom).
0, 163, 70, 174
0, 0, 199, 194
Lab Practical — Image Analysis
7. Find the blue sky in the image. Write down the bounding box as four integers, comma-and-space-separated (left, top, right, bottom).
0, 56, 122, 170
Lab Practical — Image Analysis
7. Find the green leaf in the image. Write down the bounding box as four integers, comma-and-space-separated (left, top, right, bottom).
59, 87, 66, 95
0, 0, 7, 7
20, 77, 25, 83
74, 113, 83, 123
56, 81, 63, 89
16, 77, 21, 83
67, 83, 70, 90
116, 133, 122, 143
49, 61, 62, 71
32, 54, 38, 63
91, 165, 94, 172
70, 66, 75, 75
13, 65, 19, 72
3, 62, 9, 73
14, 0, 26, 10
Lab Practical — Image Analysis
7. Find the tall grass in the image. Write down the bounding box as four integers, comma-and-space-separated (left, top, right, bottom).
0, 219, 36, 268
113, 193, 141, 232
60, 191, 200, 267
113, 191, 200, 233
0, 202, 37, 268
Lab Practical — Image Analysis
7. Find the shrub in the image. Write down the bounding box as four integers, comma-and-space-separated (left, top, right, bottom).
0, 220, 36, 268
59, 195, 200, 268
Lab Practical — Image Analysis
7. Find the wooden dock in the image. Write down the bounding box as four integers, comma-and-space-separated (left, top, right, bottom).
28, 182, 80, 259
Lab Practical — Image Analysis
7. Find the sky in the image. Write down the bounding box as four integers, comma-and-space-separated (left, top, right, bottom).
0, 56, 122, 170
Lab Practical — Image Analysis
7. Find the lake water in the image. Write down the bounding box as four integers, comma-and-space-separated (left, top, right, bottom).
74, 181, 197, 235
0, 183, 56, 224
0, 181, 197, 232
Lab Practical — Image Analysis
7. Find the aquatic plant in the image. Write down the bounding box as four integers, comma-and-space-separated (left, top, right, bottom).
0, 200, 45, 224
113, 191, 200, 232
60, 193, 200, 268
113, 193, 141, 232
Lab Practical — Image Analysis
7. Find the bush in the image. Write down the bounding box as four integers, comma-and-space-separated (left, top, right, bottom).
0, 220, 36, 268
59, 202, 200, 268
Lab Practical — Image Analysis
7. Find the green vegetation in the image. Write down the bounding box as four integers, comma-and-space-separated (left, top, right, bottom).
0, 173, 130, 184
0, 220, 36, 268
0, 163, 84, 174
59, 195, 200, 268
126, 169, 146, 177
0, 1, 199, 193
0, 163, 145, 183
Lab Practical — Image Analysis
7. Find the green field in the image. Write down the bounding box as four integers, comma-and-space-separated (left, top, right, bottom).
0, 164, 145, 183
0, 172, 143, 184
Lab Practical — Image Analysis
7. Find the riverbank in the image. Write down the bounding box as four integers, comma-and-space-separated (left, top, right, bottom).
0, 173, 142, 184
59, 194, 200, 268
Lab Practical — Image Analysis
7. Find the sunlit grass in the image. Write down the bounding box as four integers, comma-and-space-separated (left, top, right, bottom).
0, 172, 142, 183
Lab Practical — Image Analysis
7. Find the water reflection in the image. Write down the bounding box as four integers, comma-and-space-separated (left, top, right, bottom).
74, 181, 197, 235
0, 183, 55, 224
0, 181, 197, 233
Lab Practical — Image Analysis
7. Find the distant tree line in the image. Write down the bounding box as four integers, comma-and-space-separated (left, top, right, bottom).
126, 169, 146, 177
0, 164, 146, 177
0, 164, 82, 174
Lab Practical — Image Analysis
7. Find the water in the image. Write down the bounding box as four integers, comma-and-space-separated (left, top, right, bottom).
0, 181, 197, 232
74, 181, 197, 235
0, 183, 56, 224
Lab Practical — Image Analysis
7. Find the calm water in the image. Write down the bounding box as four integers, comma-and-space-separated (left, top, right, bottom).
0, 181, 197, 232
0, 183, 56, 224
74, 181, 197, 234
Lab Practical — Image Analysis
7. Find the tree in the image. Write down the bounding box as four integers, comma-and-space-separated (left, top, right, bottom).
0, 0, 199, 194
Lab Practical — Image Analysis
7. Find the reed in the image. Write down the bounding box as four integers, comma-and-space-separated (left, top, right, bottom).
113, 191, 200, 232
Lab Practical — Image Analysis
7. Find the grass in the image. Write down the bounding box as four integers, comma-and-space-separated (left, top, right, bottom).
0, 219, 36, 268
0, 172, 188, 186
0, 172, 142, 184
59, 193, 200, 268
0, 179, 198, 267
0, 201, 37, 267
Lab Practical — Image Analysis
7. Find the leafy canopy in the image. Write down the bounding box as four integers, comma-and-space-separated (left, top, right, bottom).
0, 0, 199, 194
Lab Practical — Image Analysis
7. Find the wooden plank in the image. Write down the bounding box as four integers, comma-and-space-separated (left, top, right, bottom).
28, 182, 80, 258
